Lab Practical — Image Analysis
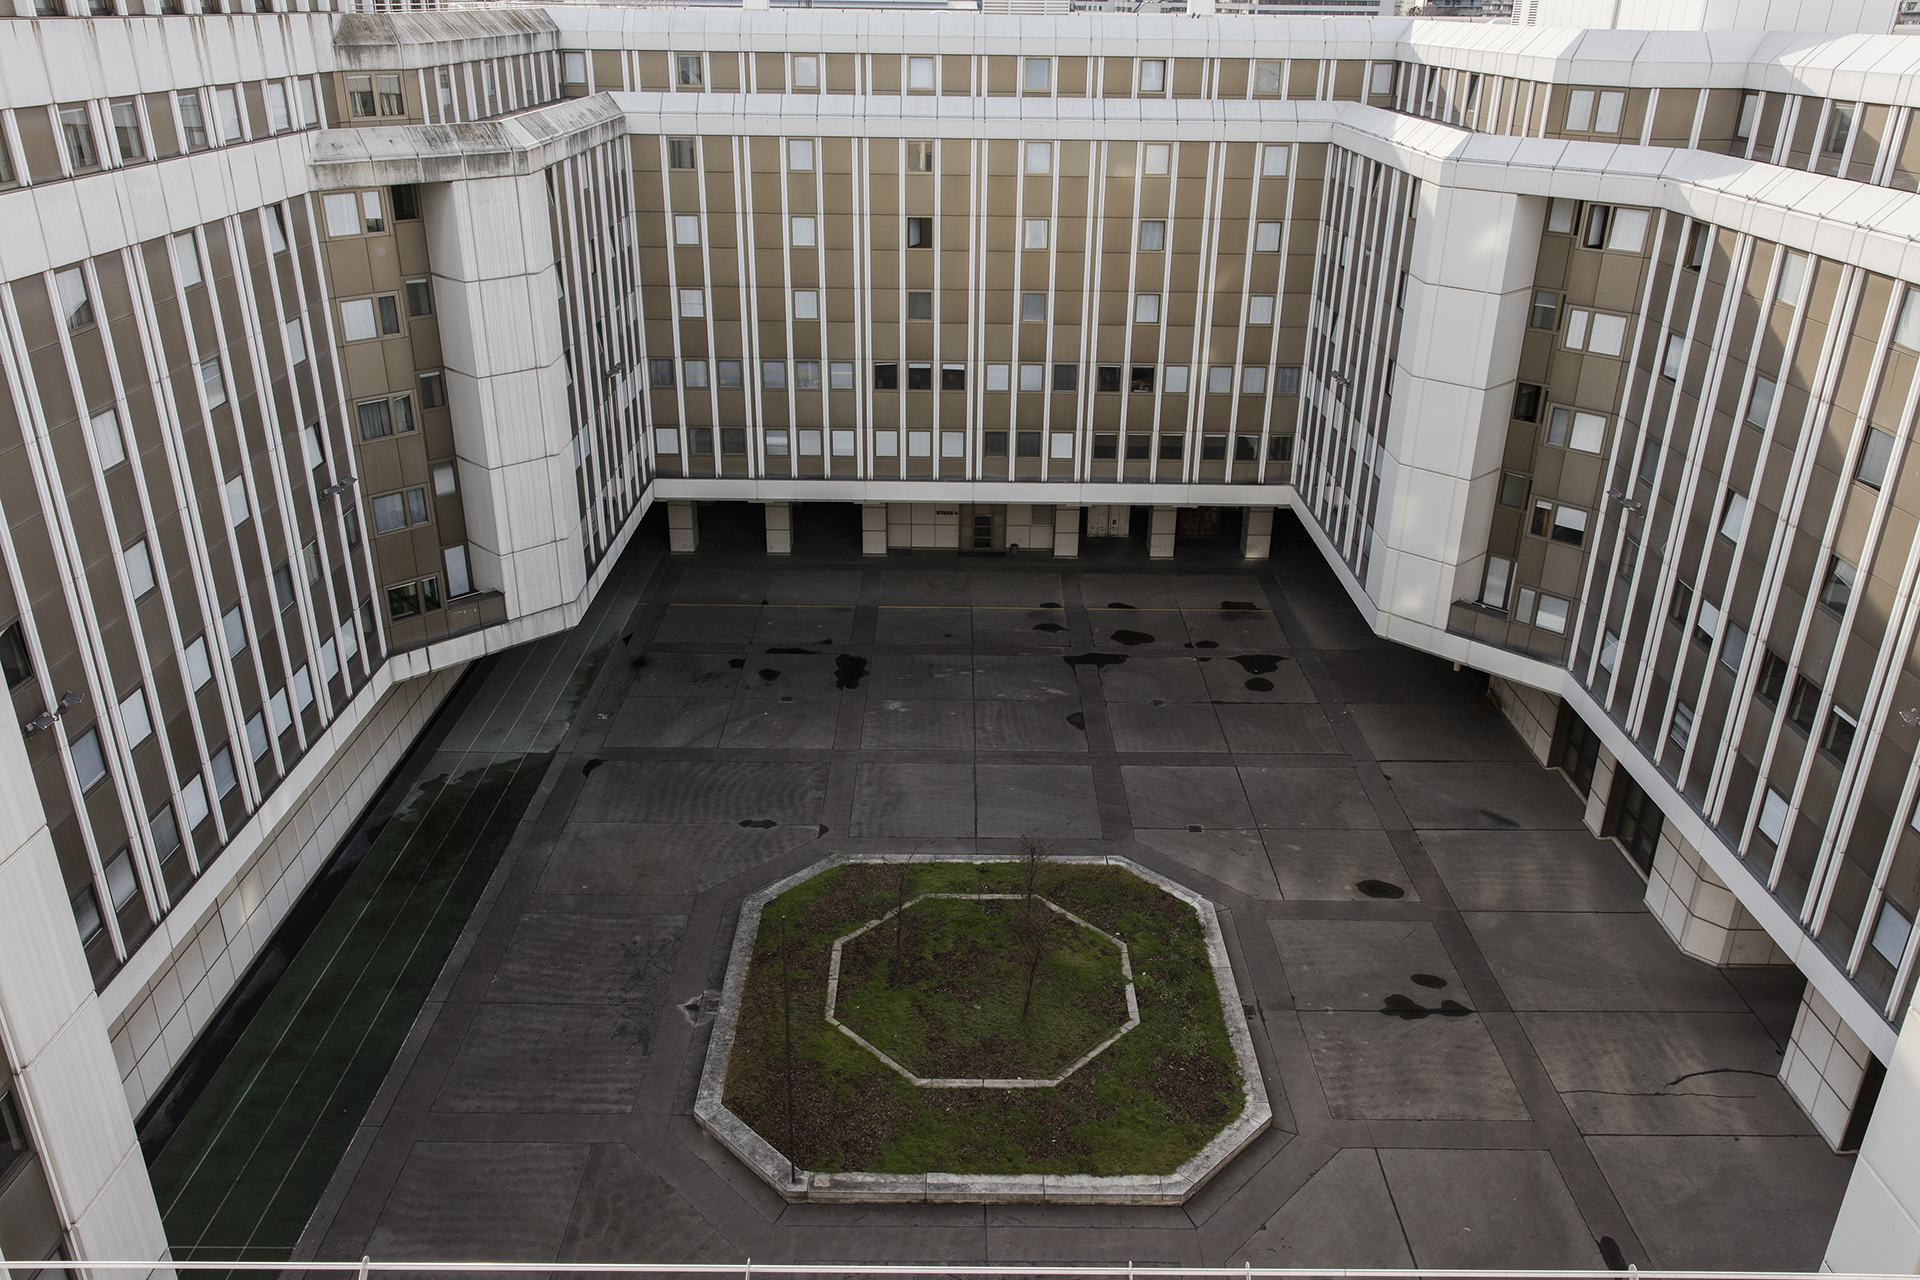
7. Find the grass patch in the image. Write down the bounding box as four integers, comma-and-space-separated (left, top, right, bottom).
722, 861, 1242, 1176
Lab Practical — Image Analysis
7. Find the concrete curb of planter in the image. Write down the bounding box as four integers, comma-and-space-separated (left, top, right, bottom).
693, 852, 1273, 1205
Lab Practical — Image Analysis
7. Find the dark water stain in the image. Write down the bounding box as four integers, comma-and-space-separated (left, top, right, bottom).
1232, 654, 1284, 675
1107, 601, 1136, 609
1356, 879, 1405, 899
1598, 1238, 1628, 1272
581, 759, 605, 778
1410, 973, 1448, 989
1244, 678, 1274, 692
834, 654, 868, 689
1064, 652, 1127, 670
1066, 711, 1087, 729
758, 668, 781, 682
1380, 994, 1475, 1020
631, 656, 647, 669
621, 631, 634, 645
1041, 601, 1062, 609
1187, 640, 1219, 649
1220, 600, 1258, 611
1111, 630, 1155, 646
767, 646, 817, 655
728, 658, 746, 669
779, 695, 794, 703
815, 638, 833, 645
1478, 808, 1521, 828
739, 819, 778, 829
1187, 824, 1203, 833
1032, 622, 1067, 633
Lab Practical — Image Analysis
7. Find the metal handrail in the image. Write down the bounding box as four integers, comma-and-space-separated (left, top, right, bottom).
66, 1264, 1910, 1278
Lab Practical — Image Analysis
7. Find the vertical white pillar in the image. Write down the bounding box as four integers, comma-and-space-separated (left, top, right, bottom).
1241, 507, 1274, 559
1828, 991, 1920, 1270
0, 724, 168, 1266
668, 501, 699, 554
1149, 506, 1177, 559
763, 502, 792, 555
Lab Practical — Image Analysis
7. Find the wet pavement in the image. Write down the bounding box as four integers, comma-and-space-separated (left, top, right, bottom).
265, 502, 1848, 1271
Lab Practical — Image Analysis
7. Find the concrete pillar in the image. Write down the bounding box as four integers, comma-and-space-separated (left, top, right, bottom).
1826, 989, 1920, 1270
1488, 674, 1557, 766
1241, 507, 1274, 559
1782, 985, 1877, 1152
861, 503, 887, 556
667, 500, 698, 554
1581, 742, 1617, 838
1645, 825, 1792, 967
0, 708, 169, 1265
1053, 506, 1081, 559
762, 502, 791, 555
1149, 506, 1177, 559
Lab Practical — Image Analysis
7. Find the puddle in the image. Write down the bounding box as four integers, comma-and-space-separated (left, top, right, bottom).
581, 758, 605, 778
1411, 973, 1447, 989
728, 658, 746, 668
1355, 879, 1405, 899
1040, 601, 1062, 609
767, 646, 817, 654
834, 655, 869, 689
1231, 655, 1284, 675
1380, 994, 1474, 1020
1063, 653, 1127, 670
1107, 601, 1135, 609
1032, 622, 1067, 633
758, 668, 781, 681
1066, 711, 1086, 729
1244, 678, 1274, 692
1221, 600, 1258, 611
739, 819, 779, 829
1111, 630, 1155, 646
1186, 640, 1219, 649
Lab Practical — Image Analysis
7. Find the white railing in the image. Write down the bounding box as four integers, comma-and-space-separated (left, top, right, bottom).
62, 1263, 1910, 1279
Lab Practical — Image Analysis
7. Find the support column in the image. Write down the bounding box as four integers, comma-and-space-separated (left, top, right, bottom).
1782, 984, 1877, 1151
1645, 825, 1791, 966
1240, 507, 1274, 559
1149, 506, 1177, 559
1827, 988, 1920, 1270
667, 501, 698, 554
861, 503, 887, 556
1053, 506, 1081, 559
762, 502, 791, 555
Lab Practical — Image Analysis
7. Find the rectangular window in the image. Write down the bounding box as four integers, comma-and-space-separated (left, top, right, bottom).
688, 428, 713, 455
794, 55, 819, 89
794, 290, 820, 320
247, 712, 269, 761
419, 371, 446, 409
1857, 427, 1897, 490
908, 56, 935, 91
1165, 366, 1191, 394
222, 605, 247, 657
1534, 595, 1570, 634
1530, 290, 1561, 330
1159, 436, 1183, 462
1241, 367, 1268, 396
907, 363, 933, 391
1134, 294, 1161, 324
679, 290, 704, 319
908, 140, 934, 173
1779, 252, 1810, 308
1254, 222, 1282, 253
669, 138, 697, 169
907, 291, 933, 321
376, 74, 404, 117
1826, 104, 1855, 155
765, 429, 789, 457
1126, 434, 1151, 461
761, 361, 787, 391
683, 360, 709, 389
796, 361, 822, 390
1130, 366, 1155, 394
110, 101, 143, 162
1498, 473, 1529, 507
1662, 334, 1685, 380
347, 75, 376, 117
1599, 629, 1619, 673
649, 359, 675, 389
124, 540, 155, 598
940, 364, 965, 392
1823, 707, 1858, 759
1566, 88, 1595, 131
1545, 407, 1605, 453
178, 92, 209, 150
1144, 143, 1170, 175
1053, 365, 1078, 393
90, 409, 125, 470
1757, 649, 1789, 703
1550, 505, 1588, 547
1096, 366, 1122, 394
1247, 296, 1275, 325
405, 278, 432, 317
1821, 555, 1856, 612
1091, 434, 1115, 460
1547, 198, 1579, 234
55, 269, 93, 333
1746, 377, 1776, 427
1788, 675, 1822, 733
787, 139, 814, 171
1025, 142, 1051, 175
357, 399, 393, 440
1024, 220, 1049, 250
717, 360, 744, 388
1513, 383, 1543, 422
677, 54, 703, 87
59, 106, 99, 170
1139, 220, 1166, 252
1021, 293, 1046, 323
1686, 223, 1709, 271
829, 361, 854, 390
215, 88, 242, 143
874, 363, 898, 391
1024, 58, 1051, 93
906, 216, 933, 248
1721, 620, 1749, 670
984, 364, 1010, 392
1139, 59, 1166, 93
201, 357, 227, 409
1719, 490, 1749, 542
1201, 435, 1227, 461
1669, 702, 1695, 750
1255, 61, 1283, 94
173, 233, 202, 288
791, 216, 816, 247
1594, 90, 1625, 134
1019, 364, 1045, 393
1736, 91, 1760, 139
722, 428, 748, 456
1261, 145, 1289, 177
70, 728, 108, 791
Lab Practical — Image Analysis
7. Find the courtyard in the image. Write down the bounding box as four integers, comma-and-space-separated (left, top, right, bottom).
294, 503, 1853, 1271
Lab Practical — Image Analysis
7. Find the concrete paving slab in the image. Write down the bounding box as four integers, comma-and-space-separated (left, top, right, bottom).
571, 761, 830, 826
1296, 1011, 1529, 1121
765, 569, 864, 605
535, 824, 821, 897
864, 655, 974, 699
976, 763, 1101, 839
605, 696, 732, 748
1216, 704, 1341, 755
1133, 829, 1281, 899
1264, 829, 1419, 901
1466, 912, 1750, 1011
1241, 767, 1381, 830
971, 654, 1081, 700
654, 604, 762, 644
1385, 761, 1589, 830
974, 701, 1087, 751
721, 700, 843, 749
861, 699, 975, 750
1200, 656, 1316, 703
968, 572, 1065, 608
433, 1004, 648, 1111
1120, 765, 1254, 829
880, 570, 972, 605
1378, 1148, 1602, 1269
557, 1143, 735, 1263
1422, 829, 1648, 911
626, 652, 744, 697
973, 608, 1070, 649
1588, 1135, 1853, 1271
1108, 703, 1229, 753
1088, 609, 1193, 649
484, 912, 685, 1005
1269, 920, 1464, 1010
850, 763, 976, 837
1168, 575, 1271, 611
1184, 611, 1290, 651
1096, 655, 1213, 703
672, 569, 768, 605
1228, 1148, 1413, 1267
754, 605, 858, 645
1349, 703, 1534, 762
366, 1142, 590, 1260
875, 606, 972, 645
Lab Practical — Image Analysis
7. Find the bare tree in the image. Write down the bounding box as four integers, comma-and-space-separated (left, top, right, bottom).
1017, 900, 1054, 1020
1017, 833, 1053, 909
891, 844, 922, 973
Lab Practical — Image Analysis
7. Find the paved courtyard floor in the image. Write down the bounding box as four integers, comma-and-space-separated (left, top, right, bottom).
297, 504, 1854, 1272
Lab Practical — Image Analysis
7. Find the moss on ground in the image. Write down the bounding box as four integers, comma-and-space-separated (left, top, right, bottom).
722, 861, 1242, 1176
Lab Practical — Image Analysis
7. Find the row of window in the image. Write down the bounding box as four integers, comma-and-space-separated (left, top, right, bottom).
645, 358, 1301, 396
665, 135, 1290, 181
656, 425, 1295, 462
660, 52, 1321, 100
669, 212, 1286, 256
670, 286, 1281, 328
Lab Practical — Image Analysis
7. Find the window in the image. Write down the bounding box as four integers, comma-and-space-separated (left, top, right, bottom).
172, 233, 202, 289
54, 268, 94, 333
873, 431, 897, 457
0, 624, 30, 692
1599, 629, 1619, 672
1721, 620, 1748, 670
272, 562, 295, 612
669, 213, 701, 248
1788, 675, 1823, 733
678, 289, 705, 319
1498, 473, 1529, 508
1092, 434, 1115, 460
1024, 220, 1049, 251
1528, 499, 1587, 547
70, 728, 108, 791
763, 428, 788, 458
1024, 58, 1051, 93
124, 540, 155, 598
1719, 490, 1749, 542
796, 361, 822, 390
376, 74, 404, 117
1593, 90, 1625, 134
1247, 296, 1275, 325
1276, 366, 1300, 396
211, 745, 237, 797
906, 216, 933, 248
1757, 649, 1789, 704
1566, 89, 1596, 130
1546, 198, 1580, 234
340, 295, 400, 341
1241, 367, 1268, 396
669, 138, 697, 169
1823, 706, 1858, 759
1534, 594, 1570, 634
1135, 220, 1168, 253
649, 359, 675, 390
1025, 142, 1052, 175
372, 487, 429, 534
1857, 428, 1897, 490
1159, 436, 1183, 462
1261, 145, 1289, 178
222, 605, 247, 658
1130, 367, 1155, 394
1200, 435, 1227, 462
1662, 334, 1685, 380
201, 357, 227, 409
1694, 599, 1721, 648
907, 56, 935, 91
1165, 366, 1191, 394
357, 396, 414, 440
1251, 221, 1284, 254
103, 849, 138, 913
1125, 434, 1150, 461
59, 106, 98, 170
1053, 364, 1077, 393
682, 360, 709, 389
830, 362, 854, 391
762, 361, 788, 391
300, 78, 320, 128
1546, 408, 1606, 453
1530, 290, 1561, 330
908, 141, 934, 173
874, 363, 899, 391
303, 538, 323, 583
791, 216, 816, 247
1686, 223, 1709, 272
1512, 383, 1543, 422
215, 88, 243, 143
724, 428, 750, 455
677, 54, 703, 87
1014, 432, 1041, 459
347, 75, 376, 117
1134, 295, 1161, 325
906, 363, 933, 391
1254, 61, 1284, 94
1746, 377, 1776, 427
117, 688, 151, 749
563, 52, 587, 84
110, 100, 143, 162
177, 92, 209, 151
322, 190, 383, 236
1144, 143, 1170, 176
1778, 251, 1809, 308
940, 364, 965, 392
687, 427, 713, 455
794, 56, 819, 89
1206, 366, 1234, 395
1735, 91, 1760, 140
419, 371, 446, 409
1563, 308, 1626, 356
787, 139, 814, 171
717, 360, 744, 388
985, 364, 1010, 392
88, 408, 126, 471
1021, 293, 1046, 323
387, 579, 440, 621
1019, 364, 1045, 392
246, 712, 268, 761
1820, 555, 1856, 612
656, 428, 682, 455
1235, 435, 1260, 462
907, 291, 933, 321
794, 291, 820, 320
1139, 59, 1166, 93
1097, 366, 1122, 394
1669, 702, 1695, 751
1825, 104, 1855, 155
1614, 777, 1663, 873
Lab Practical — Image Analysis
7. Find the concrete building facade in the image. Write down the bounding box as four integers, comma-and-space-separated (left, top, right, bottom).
7, 0, 1920, 1269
